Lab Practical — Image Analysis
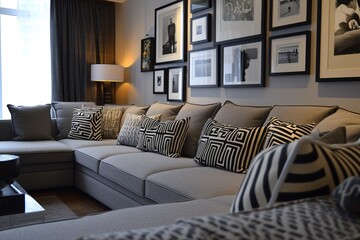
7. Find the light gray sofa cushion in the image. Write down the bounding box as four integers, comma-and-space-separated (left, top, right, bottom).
99, 152, 198, 196
146, 167, 246, 203
314, 108, 360, 133
58, 139, 116, 150
146, 102, 183, 121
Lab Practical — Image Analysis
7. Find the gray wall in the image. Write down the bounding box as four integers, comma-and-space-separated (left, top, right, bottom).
115, 0, 360, 112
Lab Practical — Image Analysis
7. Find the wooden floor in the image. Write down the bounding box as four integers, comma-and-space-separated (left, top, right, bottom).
30, 187, 110, 217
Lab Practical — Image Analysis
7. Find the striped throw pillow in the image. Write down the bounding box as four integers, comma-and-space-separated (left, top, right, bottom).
68, 107, 103, 141
231, 136, 360, 213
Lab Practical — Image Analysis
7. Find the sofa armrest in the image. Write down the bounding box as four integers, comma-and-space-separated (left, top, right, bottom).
0, 119, 15, 140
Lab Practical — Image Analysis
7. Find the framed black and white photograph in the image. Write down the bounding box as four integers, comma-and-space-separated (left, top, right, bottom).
153, 69, 168, 94
155, 0, 187, 64
269, 31, 311, 76
190, 0, 211, 13
316, 0, 360, 82
191, 14, 211, 45
141, 37, 155, 72
221, 38, 265, 87
215, 0, 266, 44
189, 47, 218, 87
168, 66, 186, 101
270, 0, 311, 31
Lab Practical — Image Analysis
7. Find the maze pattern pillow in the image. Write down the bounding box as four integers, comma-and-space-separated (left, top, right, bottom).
194, 119, 268, 173
137, 117, 190, 158
68, 107, 102, 141
263, 117, 315, 149
231, 137, 360, 212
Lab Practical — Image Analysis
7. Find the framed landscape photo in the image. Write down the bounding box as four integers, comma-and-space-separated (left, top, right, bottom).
153, 69, 168, 94
167, 66, 186, 102
316, 0, 360, 82
221, 38, 265, 87
269, 31, 311, 76
191, 14, 211, 45
190, 0, 211, 13
215, 0, 266, 44
155, 0, 187, 64
141, 37, 155, 72
270, 0, 311, 31
189, 47, 218, 87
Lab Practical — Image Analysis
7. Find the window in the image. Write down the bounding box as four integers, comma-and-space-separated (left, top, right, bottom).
0, 0, 50, 119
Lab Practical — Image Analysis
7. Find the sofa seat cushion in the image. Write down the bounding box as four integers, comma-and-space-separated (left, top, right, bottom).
75, 145, 143, 172
146, 167, 246, 203
99, 152, 199, 196
58, 139, 116, 150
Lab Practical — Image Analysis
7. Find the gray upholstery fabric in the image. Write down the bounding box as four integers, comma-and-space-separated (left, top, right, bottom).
75, 145, 142, 172
59, 139, 116, 150
214, 101, 272, 127
120, 105, 150, 128
0, 196, 232, 240
345, 125, 360, 143
146, 102, 183, 121
99, 153, 198, 196
146, 167, 246, 203
314, 108, 360, 133
317, 127, 347, 144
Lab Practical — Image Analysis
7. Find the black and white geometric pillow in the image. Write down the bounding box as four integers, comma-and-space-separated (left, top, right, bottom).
194, 119, 268, 173
231, 136, 360, 212
263, 116, 315, 149
68, 107, 103, 141
137, 117, 190, 158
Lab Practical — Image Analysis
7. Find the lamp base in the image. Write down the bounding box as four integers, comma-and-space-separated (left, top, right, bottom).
96, 82, 115, 105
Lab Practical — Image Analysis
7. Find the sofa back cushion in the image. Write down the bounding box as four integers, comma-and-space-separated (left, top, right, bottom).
175, 102, 221, 157
314, 108, 360, 133
146, 102, 183, 121
214, 101, 272, 127
120, 105, 150, 129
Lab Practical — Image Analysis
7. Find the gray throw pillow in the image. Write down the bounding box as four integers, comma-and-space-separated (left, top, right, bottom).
7, 104, 52, 141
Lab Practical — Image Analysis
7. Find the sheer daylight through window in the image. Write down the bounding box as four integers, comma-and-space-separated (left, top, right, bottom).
0, 0, 51, 119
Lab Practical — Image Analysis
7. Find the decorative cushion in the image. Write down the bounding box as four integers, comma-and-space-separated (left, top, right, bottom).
146, 102, 183, 121
137, 117, 190, 157
316, 126, 346, 144
194, 119, 268, 173
120, 105, 150, 129
51, 101, 96, 139
7, 104, 52, 141
68, 107, 103, 141
314, 108, 360, 133
332, 176, 360, 214
116, 114, 160, 147
175, 102, 221, 158
101, 106, 123, 139
230, 137, 360, 213
214, 101, 272, 127
262, 117, 315, 149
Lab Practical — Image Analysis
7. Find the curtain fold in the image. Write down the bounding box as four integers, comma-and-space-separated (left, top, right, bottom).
50, 0, 115, 102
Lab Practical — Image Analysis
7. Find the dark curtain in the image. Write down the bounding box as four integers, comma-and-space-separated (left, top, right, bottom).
50, 0, 115, 102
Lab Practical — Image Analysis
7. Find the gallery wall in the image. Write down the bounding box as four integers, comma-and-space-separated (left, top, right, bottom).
114, 0, 360, 112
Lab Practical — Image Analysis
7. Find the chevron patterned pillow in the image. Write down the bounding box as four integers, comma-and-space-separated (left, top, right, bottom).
137, 117, 190, 157
262, 117, 315, 149
231, 136, 360, 213
68, 107, 103, 141
194, 119, 268, 173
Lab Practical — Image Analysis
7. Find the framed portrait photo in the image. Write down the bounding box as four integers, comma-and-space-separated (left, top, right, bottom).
155, 0, 187, 64
316, 0, 360, 82
215, 0, 266, 44
191, 14, 211, 45
270, 0, 311, 31
189, 47, 218, 87
153, 69, 168, 94
167, 66, 186, 102
141, 37, 155, 72
221, 38, 265, 87
269, 31, 311, 76
190, 0, 211, 13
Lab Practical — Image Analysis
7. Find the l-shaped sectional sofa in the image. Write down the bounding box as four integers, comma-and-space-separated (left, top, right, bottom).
0, 101, 359, 239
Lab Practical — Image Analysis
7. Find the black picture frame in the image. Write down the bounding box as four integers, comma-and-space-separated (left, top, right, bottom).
269, 0, 311, 31
190, 0, 211, 13
215, 0, 266, 45
167, 66, 186, 102
190, 14, 211, 45
153, 68, 168, 94
155, 0, 187, 65
269, 31, 311, 76
316, 0, 360, 82
221, 38, 265, 88
141, 37, 155, 72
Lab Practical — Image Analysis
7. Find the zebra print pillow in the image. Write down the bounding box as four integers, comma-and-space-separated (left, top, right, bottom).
262, 117, 315, 149
68, 107, 103, 141
137, 117, 190, 157
194, 119, 268, 173
231, 136, 360, 212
